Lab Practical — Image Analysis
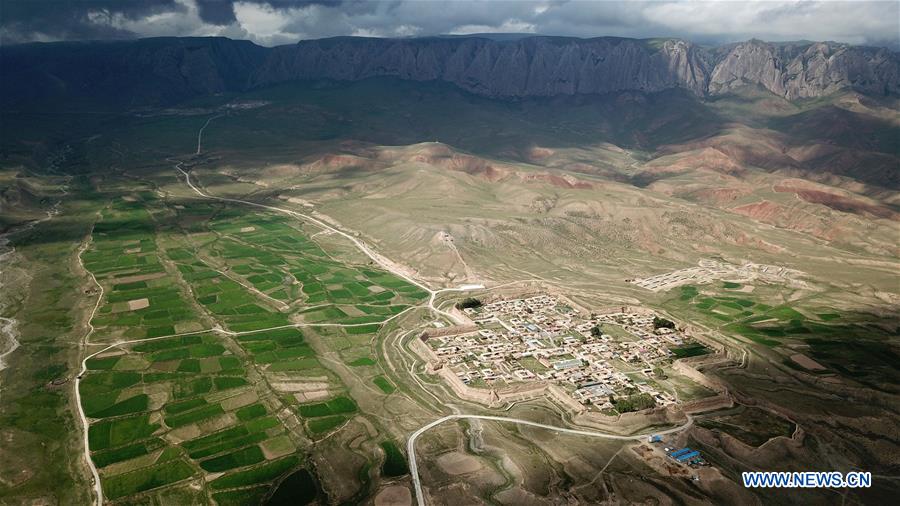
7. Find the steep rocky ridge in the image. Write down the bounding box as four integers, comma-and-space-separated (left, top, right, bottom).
2, 36, 897, 109
0, 37, 266, 108
709, 39, 899, 99
252, 36, 712, 97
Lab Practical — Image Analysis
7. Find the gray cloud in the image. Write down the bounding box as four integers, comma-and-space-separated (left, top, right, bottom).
0, 0, 182, 43
195, 0, 239, 25
1, 0, 897, 48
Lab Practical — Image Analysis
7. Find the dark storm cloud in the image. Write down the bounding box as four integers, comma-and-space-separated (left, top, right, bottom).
195, 0, 237, 25
1, 0, 898, 48
0, 0, 184, 43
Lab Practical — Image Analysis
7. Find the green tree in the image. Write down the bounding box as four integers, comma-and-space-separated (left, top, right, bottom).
653, 316, 676, 330
455, 297, 483, 309
612, 393, 657, 413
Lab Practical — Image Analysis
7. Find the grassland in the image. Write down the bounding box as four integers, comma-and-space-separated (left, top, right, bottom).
266, 469, 320, 505
373, 376, 397, 394
0, 177, 97, 505
380, 441, 409, 477
668, 342, 710, 358
668, 284, 823, 347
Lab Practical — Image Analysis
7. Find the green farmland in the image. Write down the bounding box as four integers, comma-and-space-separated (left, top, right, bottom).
668, 284, 810, 347
75, 195, 430, 503
1, 53, 898, 506
664, 284, 900, 389
81, 199, 208, 341
80, 332, 298, 498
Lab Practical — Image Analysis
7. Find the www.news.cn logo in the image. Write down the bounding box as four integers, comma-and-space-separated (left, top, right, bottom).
742, 471, 872, 488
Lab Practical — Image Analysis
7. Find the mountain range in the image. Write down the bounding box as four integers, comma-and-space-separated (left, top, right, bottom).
2, 35, 898, 109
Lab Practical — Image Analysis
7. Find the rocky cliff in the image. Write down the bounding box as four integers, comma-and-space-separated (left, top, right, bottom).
709, 39, 899, 99
0, 37, 265, 108
2, 35, 897, 108
252, 36, 712, 98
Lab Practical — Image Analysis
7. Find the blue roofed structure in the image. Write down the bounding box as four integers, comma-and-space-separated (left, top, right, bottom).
675, 450, 701, 462
669, 448, 692, 458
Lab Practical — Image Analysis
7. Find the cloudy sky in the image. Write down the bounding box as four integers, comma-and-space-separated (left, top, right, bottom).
1, 0, 898, 48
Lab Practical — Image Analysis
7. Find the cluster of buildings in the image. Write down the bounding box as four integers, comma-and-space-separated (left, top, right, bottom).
426, 295, 706, 412
647, 436, 708, 471
630, 259, 804, 292
665, 446, 707, 470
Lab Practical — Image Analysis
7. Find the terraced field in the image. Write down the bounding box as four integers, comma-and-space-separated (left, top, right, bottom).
77, 193, 430, 503
663, 284, 899, 389
672, 284, 823, 347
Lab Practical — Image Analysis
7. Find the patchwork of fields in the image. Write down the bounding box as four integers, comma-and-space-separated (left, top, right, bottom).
81, 199, 208, 341
673, 283, 834, 347
78, 192, 429, 503
71, 180, 900, 506
665, 283, 899, 389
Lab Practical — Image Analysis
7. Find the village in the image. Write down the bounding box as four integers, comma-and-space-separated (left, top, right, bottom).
630, 259, 806, 292
425, 295, 710, 413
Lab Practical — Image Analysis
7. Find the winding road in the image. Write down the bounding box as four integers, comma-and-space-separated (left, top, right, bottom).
406, 413, 694, 506
74, 117, 482, 505
75, 114, 695, 506
195, 115, 222, 155
179, 116, 697, 506
74, 224, 108, 506
174, 162, 468, 325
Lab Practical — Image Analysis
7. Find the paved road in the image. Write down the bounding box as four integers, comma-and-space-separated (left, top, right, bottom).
183, 115, 699, 506
175, 162, 469, 321
74, 116, 486, 505
73, 114, 702, 506
407, 413, 693, 506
